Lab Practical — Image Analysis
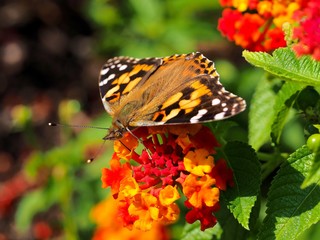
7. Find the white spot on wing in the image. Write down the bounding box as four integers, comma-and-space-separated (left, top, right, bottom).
190, 109, 208, 123
119, 65, 127, 71
214, 112, 225, 120
212, 98, 221, 106
99, 73, 115, 86
100, 68, 109, 75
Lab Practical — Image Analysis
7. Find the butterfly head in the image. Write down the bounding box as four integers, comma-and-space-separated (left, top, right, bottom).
103, 119, 127, 140
103, 128, 125, 140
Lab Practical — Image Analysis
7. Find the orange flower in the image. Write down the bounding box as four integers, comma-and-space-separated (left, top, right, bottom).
175, 135, 193, 154
182, 174, 220, 208
272, 1, 300, 27
119, 176, 140, 198
183, 149, 214, 176
91, 197, 169, 240
101, 157, 131, 198
128, 193, 160, 231
159, 202, 180, 224
257, 0, 272, 17
114, 132, 139, 160
232, 0, 251, 11
159, 185, 180, 206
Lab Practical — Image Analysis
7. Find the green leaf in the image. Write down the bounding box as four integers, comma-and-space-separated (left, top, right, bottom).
243, 48, 320, 86
180, 221, 222, 240
248, 77, 276, 150
215, 197, 250, 240
302, 152, 320, 188
258, 146, 320, 240
207, 121, 238, 144
222, 141, 261, 230
271, 82, 305, 144
15, 189, 48, 231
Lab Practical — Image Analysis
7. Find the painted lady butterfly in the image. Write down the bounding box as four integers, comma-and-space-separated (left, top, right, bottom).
99, 52, 246, 140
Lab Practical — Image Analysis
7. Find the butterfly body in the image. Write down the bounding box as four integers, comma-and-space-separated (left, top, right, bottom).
99, 52, 246, 140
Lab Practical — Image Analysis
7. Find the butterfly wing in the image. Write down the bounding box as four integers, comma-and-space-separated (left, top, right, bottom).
127, 52, 246, 126
99, 56, 162, 115
149, 74, 245, 124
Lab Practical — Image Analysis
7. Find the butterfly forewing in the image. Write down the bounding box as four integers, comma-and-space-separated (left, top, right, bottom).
99, 56, 162, 114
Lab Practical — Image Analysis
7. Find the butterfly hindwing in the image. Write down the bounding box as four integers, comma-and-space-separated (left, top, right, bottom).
133, 74, 245, 126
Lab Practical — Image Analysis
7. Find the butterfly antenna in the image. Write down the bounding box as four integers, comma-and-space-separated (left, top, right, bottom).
126, 127, 152, 159
48, 122, 109, 130
87, 139, 107, 163
49, 122, 109, 163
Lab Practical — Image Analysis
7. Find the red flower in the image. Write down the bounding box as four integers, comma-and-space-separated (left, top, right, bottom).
210, 159, 234, 190
233, 13, 266, 51
185, 200, 220, 231
218, 0, 300, 52
264, 28, 286, 51
292, 0, 320, 60
218, 9, 243, 41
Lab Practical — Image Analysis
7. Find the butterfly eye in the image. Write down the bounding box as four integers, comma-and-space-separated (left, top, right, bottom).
115, 130, 123, 138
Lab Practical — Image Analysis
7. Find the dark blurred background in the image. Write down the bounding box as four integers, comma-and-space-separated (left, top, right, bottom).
0, 0, 253, 239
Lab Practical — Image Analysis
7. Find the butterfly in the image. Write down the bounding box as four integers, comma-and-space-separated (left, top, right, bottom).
99, 52, 246, 140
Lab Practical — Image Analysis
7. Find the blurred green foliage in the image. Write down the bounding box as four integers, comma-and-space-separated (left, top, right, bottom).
86, 0, 221, 56
18, 110, 112, 239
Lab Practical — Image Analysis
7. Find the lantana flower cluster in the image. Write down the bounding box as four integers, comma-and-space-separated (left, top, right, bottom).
100, 125, 234, 231
291, 0, 320, 60
218, 0, 320, 60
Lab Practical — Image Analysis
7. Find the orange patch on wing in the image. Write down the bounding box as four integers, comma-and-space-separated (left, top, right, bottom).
184, 108, 193, 114
123, 77, 142, 94
108, 92, 121, 103
152, 110, 166, 121
153, 109, 181, 122
161, 92, 183, 110
115, 72, 130, 85
179, 98, 201, 109
162, 109, 181, 122
129, 64, 153, 77
177, 82, 211, 110
190, 81, 205, 90
190, 85, 211, 100
106, 85, 120, 97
